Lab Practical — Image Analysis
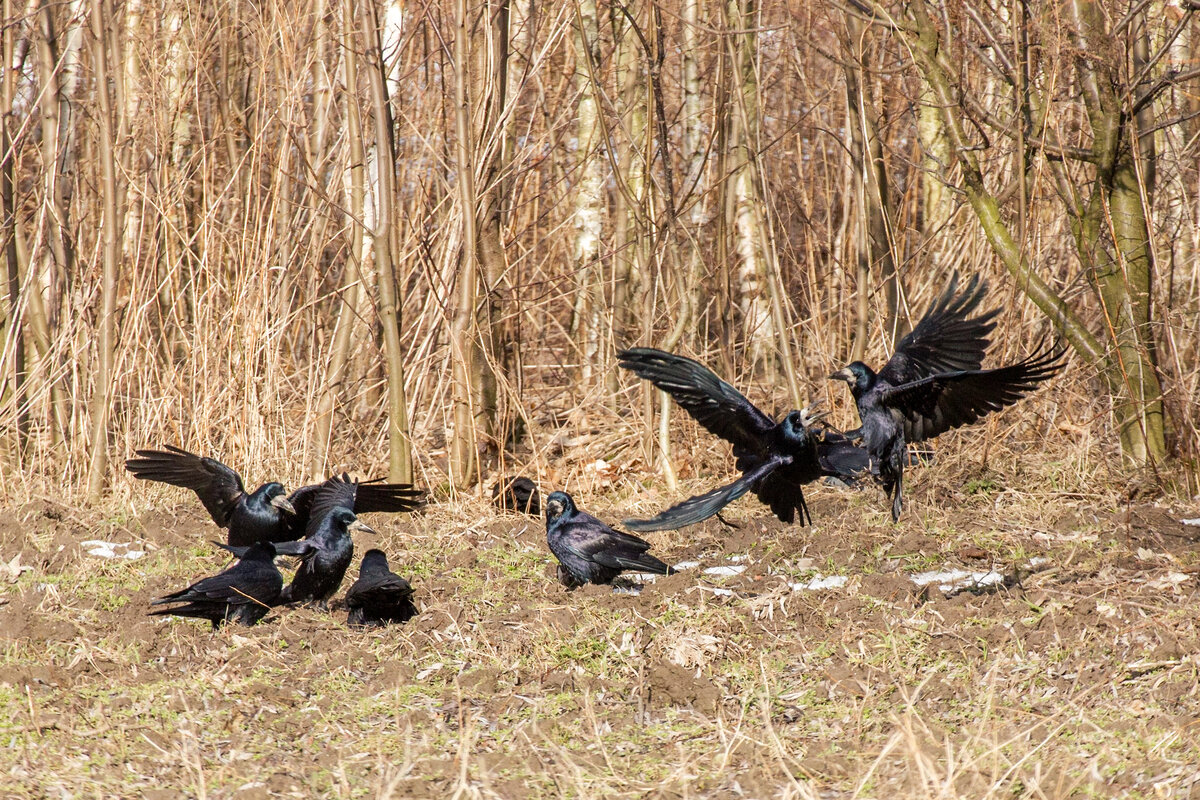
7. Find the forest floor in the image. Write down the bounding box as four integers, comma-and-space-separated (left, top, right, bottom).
3, 458, 1200, 799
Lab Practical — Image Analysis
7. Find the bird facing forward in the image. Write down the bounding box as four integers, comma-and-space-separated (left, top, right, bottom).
829, 275, 1065, 521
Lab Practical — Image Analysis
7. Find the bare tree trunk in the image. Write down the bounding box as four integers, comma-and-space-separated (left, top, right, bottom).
901, 0, 1167, 466
310, 1, 368, 480
611, 1, 645, 363
361, 0, 412, 483
844, 14, 900, 343
473, 0, 509, 458
85, 0, 122, 501
679, 0, 705, 352
571, 0, 604, 388
726, 0, 774, 374
449, 0, 482, 489
2, 0, 29, 454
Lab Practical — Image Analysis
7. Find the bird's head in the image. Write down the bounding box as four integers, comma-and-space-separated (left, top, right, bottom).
829, 362, 875, 395
329, 506, 376, 535
782, 404, 830, 441
545, 491, 574, 525
260, 483, 297, 514
360, 548, 389, 572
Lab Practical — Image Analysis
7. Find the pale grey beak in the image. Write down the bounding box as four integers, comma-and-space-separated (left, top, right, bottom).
348, 519, 376, 535
801, 409, 831, 426
829, 367, 854, 383
271, 495, 297, 514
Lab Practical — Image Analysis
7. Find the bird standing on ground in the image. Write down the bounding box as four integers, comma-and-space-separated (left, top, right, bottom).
618, 348, 870, 531
492, 476, 541, 516
829, 275, 1065, 521
125, 446, 423, 546
149, 541, 283, 629
281, 506, 372, 609
345, 549, 417, 626
545, 491, 674, 590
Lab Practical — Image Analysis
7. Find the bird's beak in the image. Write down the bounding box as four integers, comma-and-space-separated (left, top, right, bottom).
271, 495, 297, 514
348, 519, 376, 535
803, 409, 831, 426
828, 367, 854, 383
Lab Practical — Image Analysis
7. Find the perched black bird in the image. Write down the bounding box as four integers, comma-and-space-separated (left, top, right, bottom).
345, 549, 417, 626
617, 348, 870, 531
545, 491, 674, 589
492, 476, 541, 516
829, 275, 1065, 520
149, 542, 283, 629
280, 506, 372, 609
125, 445, 423, 546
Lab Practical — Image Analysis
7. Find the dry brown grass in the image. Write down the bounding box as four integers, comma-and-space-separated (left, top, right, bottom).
2, 1, 1199, 796
3, 439, 1200, 797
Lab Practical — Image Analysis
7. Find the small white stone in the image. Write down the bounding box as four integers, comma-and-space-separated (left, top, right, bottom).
703, 565, 746, 577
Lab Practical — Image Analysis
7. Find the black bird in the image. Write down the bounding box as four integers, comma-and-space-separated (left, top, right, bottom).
617, 348, 870, 531
149, 542, 283, 629
545, 491, 674, 589
345, 549, 417, 626
280, 506, 372, 609
492, 476, 541, 516
125, 445, 423, 546
829, 275, 1065, 521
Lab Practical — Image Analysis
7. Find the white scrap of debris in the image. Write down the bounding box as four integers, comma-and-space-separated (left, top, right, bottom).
80, 540, 146, 561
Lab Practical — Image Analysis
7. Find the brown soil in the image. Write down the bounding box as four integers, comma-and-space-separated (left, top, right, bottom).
2, 489, 1200, 798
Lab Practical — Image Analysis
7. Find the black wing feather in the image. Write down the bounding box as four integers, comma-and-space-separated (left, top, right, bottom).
618, 348, 775, 456
881, 342, 1066, 442
125, 445, 246, 527
623, 455, 788, 532
878, 274, 998, 386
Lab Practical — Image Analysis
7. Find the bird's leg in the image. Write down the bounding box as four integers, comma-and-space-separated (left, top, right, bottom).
714, 512, 741, 530
890, 473, 903, 522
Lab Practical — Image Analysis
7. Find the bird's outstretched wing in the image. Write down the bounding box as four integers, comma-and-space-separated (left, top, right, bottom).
618, 348, 776, 455
878, 274, 998, 386
125, 445, 246, 527
288, 474, 423, 538
881, 342, 1066, 442
623, 455, 789, 532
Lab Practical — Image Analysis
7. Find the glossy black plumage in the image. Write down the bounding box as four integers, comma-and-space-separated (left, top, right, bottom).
492, 476, 541, 516
831, 276, 1065, 520
125, 446, 423, 546
617, 348, 869, 531
149, 542, 283, 629
545, 492, 674, 589
280, 506, 372, 609
345, 549, 417, 626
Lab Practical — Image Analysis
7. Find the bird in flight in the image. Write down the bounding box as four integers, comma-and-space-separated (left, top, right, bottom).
149, 541, 283, 629
125, 445, 422, 546
829, 274, 1065, 521
345, 549, 417, 626
544, 491, 674, 590
618, 347, 870, 531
